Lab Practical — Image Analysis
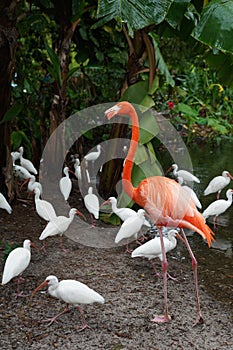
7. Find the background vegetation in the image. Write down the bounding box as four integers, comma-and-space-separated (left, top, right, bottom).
0, 0, 232, 199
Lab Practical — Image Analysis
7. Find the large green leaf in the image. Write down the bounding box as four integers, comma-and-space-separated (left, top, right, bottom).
139, 110, 159, 144
44, 41, 62, 86
149, 32, 175, 87
120, 80, 154, 107
95, 0, 173, 30
166, 0, 191, 30
192, 0, 233, 54
0, 103, 24, 124
205, 50, 233, 86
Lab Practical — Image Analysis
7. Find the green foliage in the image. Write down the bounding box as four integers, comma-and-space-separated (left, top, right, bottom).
3, 242, 20, 261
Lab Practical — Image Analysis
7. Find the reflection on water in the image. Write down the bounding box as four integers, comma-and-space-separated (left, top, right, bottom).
162, 142, 233, 307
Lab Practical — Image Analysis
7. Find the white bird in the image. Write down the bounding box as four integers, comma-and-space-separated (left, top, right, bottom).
204, 171, 233, 199
171, 164, 200, 183
13, 164, 32, 180
115, 209, 146, 252
19, 146, 37, 175
11, 150, 20, 163
59, 166, 72, 201
74, 158, 90, 183
177, 177, 202, 209
84, 145, 101, 162
39, 208, 85, 251
74, 158, 82, 180
31, 275, 105, 331
102, 197, 151, 227
1, 239, 33, 296
21, 175, 42, 194
202, 189, 233, 226
131, 229, 178, 278
84, 187, 99, 222
34, 187, 57, 222
0, 192, 12, 214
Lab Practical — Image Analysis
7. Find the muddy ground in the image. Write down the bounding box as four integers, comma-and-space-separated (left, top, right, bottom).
0, 185, 233, 350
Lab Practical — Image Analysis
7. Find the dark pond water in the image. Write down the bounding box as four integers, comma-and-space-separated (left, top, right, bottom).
164, 141, 233, 306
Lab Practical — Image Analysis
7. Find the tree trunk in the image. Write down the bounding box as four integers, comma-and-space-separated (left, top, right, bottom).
0, 0, 18, 200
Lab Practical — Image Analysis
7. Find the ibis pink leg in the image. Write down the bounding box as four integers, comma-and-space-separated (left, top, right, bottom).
42, 304, 69, 326
77, 306, 92, 331
180, 229, 204, 325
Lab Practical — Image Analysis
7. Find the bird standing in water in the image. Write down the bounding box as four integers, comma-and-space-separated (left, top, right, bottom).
202, 189, 233, 227
204, 171, 233, 199
105, 101, 214, 325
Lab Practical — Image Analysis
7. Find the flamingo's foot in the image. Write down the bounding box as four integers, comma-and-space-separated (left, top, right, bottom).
76, 323, 92, 332
193, 312, 204, 326
151, 314, 171, 323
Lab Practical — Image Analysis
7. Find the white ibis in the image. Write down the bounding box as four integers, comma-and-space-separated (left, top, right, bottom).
59, 167, 72, 201
31, 275, 105, 331
177, 176, 202, 209
115, 209, 146, 252
74, 158, 82, 181
84, 187, 99, 224
204, 171, 233, 199
0, 192, 12, 214
34, 187, 57, 222
131, 229, 179, 279
1, 239, 34, 296
170, 164, 200, 183
74, 158, 90, 183
39, 208, 86, 251
11, 150, 20, 163
21, 175, 42, 194
102, 196, 151, 227
202, 189, 233, 226
84, 145, 101, 163
19, 146, 37, 175
13, 164, 32, 180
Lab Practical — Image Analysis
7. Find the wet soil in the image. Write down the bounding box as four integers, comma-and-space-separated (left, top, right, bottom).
0, 188, 233, 350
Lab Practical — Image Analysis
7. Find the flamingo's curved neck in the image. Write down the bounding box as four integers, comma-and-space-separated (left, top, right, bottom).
122, 105, 140, 198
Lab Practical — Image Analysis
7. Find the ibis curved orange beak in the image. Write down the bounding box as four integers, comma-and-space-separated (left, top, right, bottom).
76, 209, 87, 221
30, 279, 49, 301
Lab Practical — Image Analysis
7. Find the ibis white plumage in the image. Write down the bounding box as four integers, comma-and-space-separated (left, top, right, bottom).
0, 192, 12, 214
177, 176, 202, 209
31, 275, 105, 330
84, 187, 99, 221
1, 239, 33, 296
59, 166, 72, 201
19, 146, 37, 175
103, 196, 151, 227
13, 164, 32, 180
84, 145, 101, 162
171, 164, 200, 183
202, 189, 233, 224
204, 171, 233, 199
115, 209, 146, 252
34, 187, 57, 222
39, 208, 85, 251
131, 229, 178, 278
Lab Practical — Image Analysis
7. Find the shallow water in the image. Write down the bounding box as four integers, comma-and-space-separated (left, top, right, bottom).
164, 141, 233, 305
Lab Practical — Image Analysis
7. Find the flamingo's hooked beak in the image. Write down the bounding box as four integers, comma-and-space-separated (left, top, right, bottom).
76, 209, 87, 221
105, 105, 121, 119
30, 279, 49, 301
